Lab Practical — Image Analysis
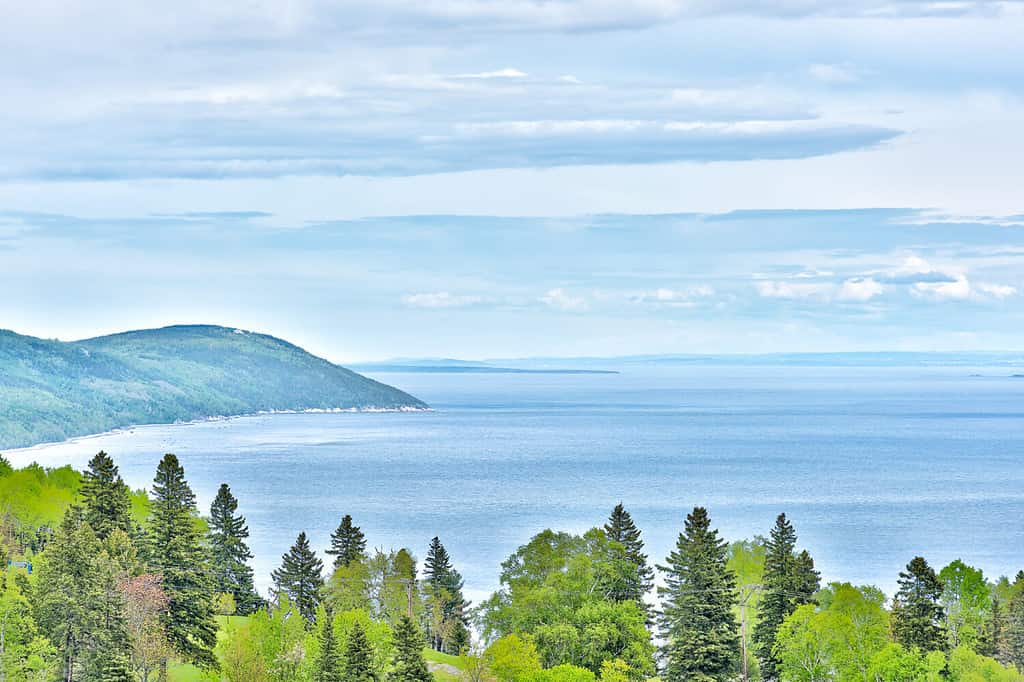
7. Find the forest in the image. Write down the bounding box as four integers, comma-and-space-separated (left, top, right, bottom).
1, 451, 1022, 682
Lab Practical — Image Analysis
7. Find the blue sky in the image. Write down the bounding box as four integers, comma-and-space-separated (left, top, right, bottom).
2, 1, 1023, 360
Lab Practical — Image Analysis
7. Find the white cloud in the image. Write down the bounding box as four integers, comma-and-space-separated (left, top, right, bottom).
808, 63, 860, 84
634, 285, 716, 306
838, 277, 884, 301
977, 282, 1018, 299
541, 288, 588, 311
402, 291, 482, 308
755, 280, 833, 299
912, 274, 972, 300
451, 68, 528, 79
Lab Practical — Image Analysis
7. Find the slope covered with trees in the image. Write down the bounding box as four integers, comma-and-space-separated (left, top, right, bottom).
0, 325, 427, 449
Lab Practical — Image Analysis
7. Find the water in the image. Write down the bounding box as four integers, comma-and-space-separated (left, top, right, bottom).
7, 366, 1024, 603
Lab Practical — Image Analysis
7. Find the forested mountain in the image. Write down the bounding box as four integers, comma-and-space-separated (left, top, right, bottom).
0, 325, 427, 449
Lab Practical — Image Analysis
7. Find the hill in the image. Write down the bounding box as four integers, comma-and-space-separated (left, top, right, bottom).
0, 325, 427, 449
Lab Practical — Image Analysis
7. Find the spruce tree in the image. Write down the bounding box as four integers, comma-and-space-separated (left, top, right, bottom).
272, 531, 325, 623
981, 594, 1005, 660
80, 451, 132, 541
344, 620, 378, 682
604, 503, 655, 611
390, 615, 432, 682
892, 556, 947, 652
100, 653, 135, 682
209, 483, 262, 614
753, 513, 819, 680
657, 506, 740, 682
316, 608, 342, 682
423, 536, 470, 652
1008, 577, 1024, 672
148, 453, 218, 667
326, 514, 367, 570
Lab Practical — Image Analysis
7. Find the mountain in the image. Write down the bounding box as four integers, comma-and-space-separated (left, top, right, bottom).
0, 325, 427, 450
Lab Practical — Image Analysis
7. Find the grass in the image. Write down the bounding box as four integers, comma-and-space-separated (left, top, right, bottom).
424, 648, 469, 682
167, 615, 249, 682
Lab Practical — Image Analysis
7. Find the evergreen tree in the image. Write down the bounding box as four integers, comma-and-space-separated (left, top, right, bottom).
209, 483, 262, 615
80, 451, 132, 541
657, 506, 740, 682
272, 531, 325, 623
753, 513, 820, 680
603, 503, 655, 611
148, 453, 218, 667
892, 556, 947, 653
1008, 577, 1024, 672
326, 514, 367, 570
389, 615, 432, 682
980, 594, 1005, 660
344, 620, 377, 682
423, 536, 470, 652
100, 653, 135, 682
316, 608, 342, 682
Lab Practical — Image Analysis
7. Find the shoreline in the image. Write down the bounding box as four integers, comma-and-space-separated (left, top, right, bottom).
2, 405, 433, 456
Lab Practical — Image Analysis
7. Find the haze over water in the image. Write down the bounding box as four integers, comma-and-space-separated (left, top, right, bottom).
8, 365, 1024, 602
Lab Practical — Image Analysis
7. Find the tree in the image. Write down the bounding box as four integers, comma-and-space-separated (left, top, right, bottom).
603, 504, 654, 614
148, 453, 218, 667
0, 571, 58, 681
390, 615, 432, 682
424, 537, 470, 653
80, 451, 132, 541
892, 556, 947, 653
315, 607, 342, 682
344, 620, 377, 682
100, 653, 135, 682
485, 634, 542, 682
326, 515, 367, 570
120, 573, 173, 682
209, 483, 262, 615
753, 513, 820, 680
657, 506, 740, 682
1009, 578, 1024, 672
272, 531, 325, 623
938, 559, 990, 649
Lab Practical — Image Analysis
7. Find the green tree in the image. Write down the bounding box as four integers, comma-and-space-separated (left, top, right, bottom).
272, 531, 325, 623
147, 453, 218, 667
80, 451, 132, 541
315, 607, 342, 682
344, 620, 377, 682
485, 634, 543, 682
326, 515, 367, 570
0, 571, 58, 680
603, 504, 654, 614
209, 483, 262, 615
753, 513, 820, 680
423, 537, 469, 653
938, 559, 990, 650
657, 506, 740, 682
389, 615, 431, 682
100, 653, 135, 682
1009, 574, 1024, 672
892, 556, 947, 654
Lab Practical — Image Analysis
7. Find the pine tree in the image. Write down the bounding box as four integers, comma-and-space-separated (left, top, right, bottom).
148, 453, 218, 667
316, 608, 342, 682
209, 483, 262, 615
99, 652, 135, 682
389, 615, 432, 682
892, 556, 947, 653
80, 451, 132, 541
980, 594, 1005, 660
604, 503, 655, 612
1008, 577, 1024, 672
344, 620, 378, 682
657, 506, 740, 682
423, 536, 470, 652
272, 531, 325, 623
326, 514, 367, 570
753, 513, 820, 680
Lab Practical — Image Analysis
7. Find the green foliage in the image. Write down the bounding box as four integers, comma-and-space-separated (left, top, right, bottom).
315, 607, 342, 682
0, 571, 59, 680
603, 504, 654, 615
326, 515, 368, 570
939, 560, 991, 650
523, 663, 597, 682
344, 620, 378, 682
0, 325, 427, 450
389, 615, 432, 682
424, 537, 470, 654
272, 531, 324, 623
209, 483, 262, 615
148, 453, 218, 667
481, 528, 654, 677
80, 451, 133, 541
657, 507, 739, 682
893, 556, 947, 654
485, 634, 543, 682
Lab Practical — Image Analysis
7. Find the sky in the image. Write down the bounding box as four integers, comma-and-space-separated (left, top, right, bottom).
2, 0, 1023, 361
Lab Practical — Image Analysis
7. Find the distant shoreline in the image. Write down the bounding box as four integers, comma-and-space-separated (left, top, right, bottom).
356, 364, 619, 374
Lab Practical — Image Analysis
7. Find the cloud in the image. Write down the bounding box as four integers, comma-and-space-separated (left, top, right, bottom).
808, 63, 860, 84
541, 288, 588, 311
881, 255, 961, 284
912, 274, 972, 300
837, 277, 884, 301
451, 68, 528, 79
633, 285, 716, 306
977, 282, 1018, 299
755, 280, 834, 299
402, 291, 482, 308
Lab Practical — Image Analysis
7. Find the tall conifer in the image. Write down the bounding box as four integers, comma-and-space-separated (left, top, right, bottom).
80, 451, 132, 541
657, 506, 740, 682
892, 556, 947, 653
148, 453, 218, 667
209, 483, 261, 614
389, 616, 432, 682
272, 531, 325, 623
604, 503, 655, 612
316, 608, 342, 682
326, 515, 367, 570
423, 536, 469, 652
344, 620, 377, 682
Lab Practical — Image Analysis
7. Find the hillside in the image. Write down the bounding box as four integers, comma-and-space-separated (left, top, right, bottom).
0, 325, 427, 449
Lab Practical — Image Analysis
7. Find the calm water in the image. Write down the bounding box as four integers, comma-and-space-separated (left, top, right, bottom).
8, 366, 1024, 602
